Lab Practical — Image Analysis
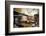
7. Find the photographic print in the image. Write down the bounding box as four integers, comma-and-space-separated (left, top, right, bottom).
13, 8, 39, 27
5, 1, 45, 35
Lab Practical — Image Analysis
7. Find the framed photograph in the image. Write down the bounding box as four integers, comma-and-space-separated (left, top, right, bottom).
5, 1, 45, 35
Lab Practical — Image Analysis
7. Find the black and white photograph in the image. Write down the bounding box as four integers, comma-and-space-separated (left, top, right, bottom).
13, 8, 39, 27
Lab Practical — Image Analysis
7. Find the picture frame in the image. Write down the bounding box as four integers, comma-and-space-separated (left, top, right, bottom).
5, 1, 45, 35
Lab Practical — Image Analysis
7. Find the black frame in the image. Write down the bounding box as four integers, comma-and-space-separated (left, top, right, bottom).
5, 1, 45, 35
